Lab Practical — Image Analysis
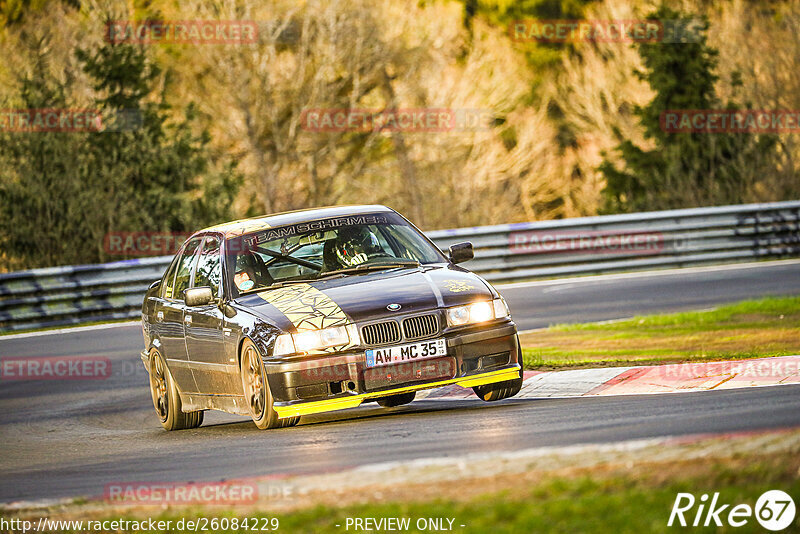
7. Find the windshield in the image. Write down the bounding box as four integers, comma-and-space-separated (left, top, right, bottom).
225, 213, 445, 296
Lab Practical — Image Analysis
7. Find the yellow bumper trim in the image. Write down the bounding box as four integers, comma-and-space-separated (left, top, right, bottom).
274, 366, 521, 418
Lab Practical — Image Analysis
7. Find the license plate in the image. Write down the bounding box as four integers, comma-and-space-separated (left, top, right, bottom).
365, 339, 447, 368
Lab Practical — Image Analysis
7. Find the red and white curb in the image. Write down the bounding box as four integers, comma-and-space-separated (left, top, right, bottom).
418, 355, 800, 400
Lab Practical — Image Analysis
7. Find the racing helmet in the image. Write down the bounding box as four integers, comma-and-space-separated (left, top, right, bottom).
235, 251, 259, 274
334, 226, 382, 267
234, 251, 261, 290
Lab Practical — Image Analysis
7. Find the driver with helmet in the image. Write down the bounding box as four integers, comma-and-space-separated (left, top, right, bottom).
327, 226, 385, 269
234, 251, 261, 291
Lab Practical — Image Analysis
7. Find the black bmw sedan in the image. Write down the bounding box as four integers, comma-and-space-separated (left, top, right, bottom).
141, 205, 523, 430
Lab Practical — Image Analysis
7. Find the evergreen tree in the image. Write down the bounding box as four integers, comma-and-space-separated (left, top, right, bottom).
0, 30, 241, 269
599, 5, 779, 213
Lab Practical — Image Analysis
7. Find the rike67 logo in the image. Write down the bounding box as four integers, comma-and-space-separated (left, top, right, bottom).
669, 490, 796, 531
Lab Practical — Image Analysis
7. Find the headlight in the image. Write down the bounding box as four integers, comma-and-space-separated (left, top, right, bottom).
273, 333, 295, 356
445, 298, 510, 327
273, 324, 359, 356
493, 297, 510, 320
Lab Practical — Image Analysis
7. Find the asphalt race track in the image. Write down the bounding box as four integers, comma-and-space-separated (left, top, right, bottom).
1, 260, 799, 503
504, 260, 800, 330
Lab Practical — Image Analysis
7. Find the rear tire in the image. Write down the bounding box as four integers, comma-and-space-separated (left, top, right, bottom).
149, 349, 204, 431
377, 391, 416, 408
240, 340, 298, 429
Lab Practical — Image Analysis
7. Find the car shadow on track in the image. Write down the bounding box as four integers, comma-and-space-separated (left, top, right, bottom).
139, 396, 536, 435
283, 397, 533, 428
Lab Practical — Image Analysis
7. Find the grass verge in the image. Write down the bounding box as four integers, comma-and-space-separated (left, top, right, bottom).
274, 455, 799, 533
12, 436, 799, 533
520, 295, 800, 369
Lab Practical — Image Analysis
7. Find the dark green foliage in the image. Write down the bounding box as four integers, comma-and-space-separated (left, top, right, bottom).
600, 5, 782, 213
0, 32, 241, 269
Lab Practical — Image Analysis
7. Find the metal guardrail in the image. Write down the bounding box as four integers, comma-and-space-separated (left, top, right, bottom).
1, 201, 798, 332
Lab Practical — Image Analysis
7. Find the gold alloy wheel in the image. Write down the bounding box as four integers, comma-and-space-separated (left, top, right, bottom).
242, 344, 266, 421
149, 351, 169, 422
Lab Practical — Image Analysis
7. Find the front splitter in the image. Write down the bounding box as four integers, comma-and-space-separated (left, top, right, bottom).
273, 366, 521, 418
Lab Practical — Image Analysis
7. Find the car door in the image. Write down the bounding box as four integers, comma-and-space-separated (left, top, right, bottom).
160, 236, 203, 394
184, 235, 238, 394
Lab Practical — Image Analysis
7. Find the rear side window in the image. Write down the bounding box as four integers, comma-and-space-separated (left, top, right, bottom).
193, 236, 222, 297
161, 256, 180, 299
172, 237, 203, 300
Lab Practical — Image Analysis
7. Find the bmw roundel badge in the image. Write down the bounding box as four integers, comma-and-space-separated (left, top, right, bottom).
387, 303, 402, 311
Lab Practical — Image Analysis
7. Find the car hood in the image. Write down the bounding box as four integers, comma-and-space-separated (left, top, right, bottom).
234, 265, 495, 331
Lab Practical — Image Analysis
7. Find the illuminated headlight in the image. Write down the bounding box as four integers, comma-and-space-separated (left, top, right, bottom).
446, 298, 509, 327
273, 324, 359, 356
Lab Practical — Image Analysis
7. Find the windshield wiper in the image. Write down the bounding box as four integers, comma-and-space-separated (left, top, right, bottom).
325, 260, 420, 276
267, 274, 349, 288
238, 273, 350, 295
237, 277, 337, 295
266, 261, 416, 286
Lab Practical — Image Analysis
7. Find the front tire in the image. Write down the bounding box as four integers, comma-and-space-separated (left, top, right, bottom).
149, 349, 204, 431
377, 391, 416, 408
472, 346, 524, 402
240, 340, 299, 429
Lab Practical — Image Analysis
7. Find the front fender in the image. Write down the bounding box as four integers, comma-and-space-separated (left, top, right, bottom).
227, 305, 283, 367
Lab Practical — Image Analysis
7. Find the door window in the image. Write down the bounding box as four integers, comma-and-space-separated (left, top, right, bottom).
161, 255, 180, 300
193, 236, 222, 297
172, 237, 203, 300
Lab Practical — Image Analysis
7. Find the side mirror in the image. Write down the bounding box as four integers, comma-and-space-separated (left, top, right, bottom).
184, 287, 214, 307
448, 242, 474, 264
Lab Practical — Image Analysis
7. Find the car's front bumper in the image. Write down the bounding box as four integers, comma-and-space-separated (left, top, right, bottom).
265, 321, 521, 419
273, 366, 520, 418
